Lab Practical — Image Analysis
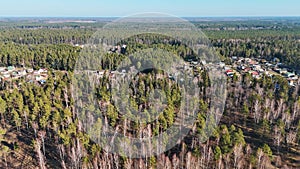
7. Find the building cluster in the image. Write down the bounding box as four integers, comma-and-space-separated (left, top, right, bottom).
77, 55, 300, 88
223, 56, 299, 86
0, 66, 48, 84
178, 56, 299, 87
108, 44, 127, 54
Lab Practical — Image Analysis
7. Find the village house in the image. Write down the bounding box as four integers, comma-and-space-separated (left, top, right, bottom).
7, 66, 15, 72
0, 67, 6, 72
38, 68, 48, 74
26, 68, 34, 73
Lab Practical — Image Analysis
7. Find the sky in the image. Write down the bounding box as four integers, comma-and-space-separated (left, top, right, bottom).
0, 0, 299, 17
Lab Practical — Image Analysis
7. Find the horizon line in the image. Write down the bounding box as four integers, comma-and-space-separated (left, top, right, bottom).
1, 15, 300, 18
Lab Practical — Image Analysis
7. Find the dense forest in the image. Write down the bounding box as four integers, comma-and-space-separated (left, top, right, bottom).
0, 18, 299, 169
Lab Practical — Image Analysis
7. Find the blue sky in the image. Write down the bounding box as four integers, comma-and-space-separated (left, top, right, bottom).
0, 0, 299, 17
